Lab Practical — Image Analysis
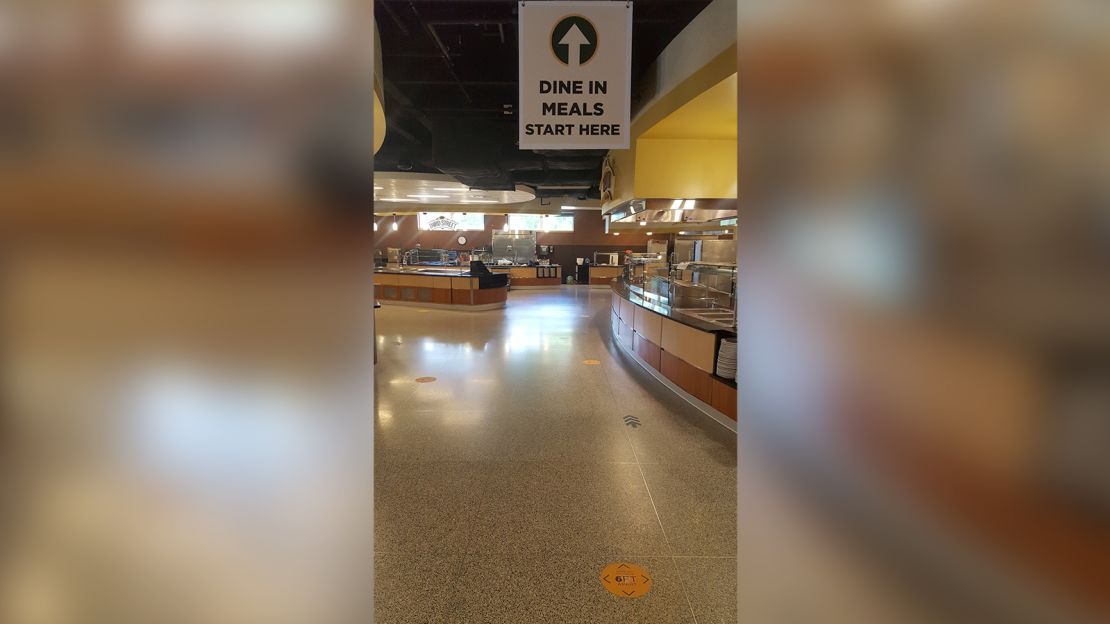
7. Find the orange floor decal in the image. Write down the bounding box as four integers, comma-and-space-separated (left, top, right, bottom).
582, 359, 601, 365
415, 377, 437, 383
599, 562, 652, 598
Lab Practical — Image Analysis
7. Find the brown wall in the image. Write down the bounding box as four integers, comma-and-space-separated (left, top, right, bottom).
373, 211, 651, 256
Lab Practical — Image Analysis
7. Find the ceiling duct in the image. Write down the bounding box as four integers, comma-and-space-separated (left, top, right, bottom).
432, 118, 514, 190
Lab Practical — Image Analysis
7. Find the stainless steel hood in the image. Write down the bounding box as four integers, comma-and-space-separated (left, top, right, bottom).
605, 198, 736, 226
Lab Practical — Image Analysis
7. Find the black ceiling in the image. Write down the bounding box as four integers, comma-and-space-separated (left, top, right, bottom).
374, 0, 712, 199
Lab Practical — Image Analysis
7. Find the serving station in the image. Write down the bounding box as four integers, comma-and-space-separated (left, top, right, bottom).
488, 264, 562, 287
374, 263, 509, 311
608, 241, 737, 428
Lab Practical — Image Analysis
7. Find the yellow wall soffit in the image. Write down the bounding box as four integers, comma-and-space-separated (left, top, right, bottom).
629, 72, 737, 199
604, 47, 736, 209
374, 20, 387, 155
633, 138, 737, 199
374, 88, 387, 155
641, 73, 736, 140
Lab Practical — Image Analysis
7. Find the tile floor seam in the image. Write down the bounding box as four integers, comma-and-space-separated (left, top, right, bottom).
603, 357, 697, 617
671, 555, 738, 559
638, 466, 701, 624
594, 328, 697, 621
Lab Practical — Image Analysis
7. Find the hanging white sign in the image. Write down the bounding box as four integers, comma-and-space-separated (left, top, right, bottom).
518, 1, 632, 149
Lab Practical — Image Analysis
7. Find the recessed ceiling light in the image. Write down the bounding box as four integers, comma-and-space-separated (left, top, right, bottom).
613, 232, 620, 236
670, 199, 683, 210
374, 185, 383, 190
678, 231, 687, 235
408, 194, 449, 199
645, 232, 652, 235
639, 220, 646, 226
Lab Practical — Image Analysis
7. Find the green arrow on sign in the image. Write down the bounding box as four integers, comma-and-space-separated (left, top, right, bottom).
551, 15, 597, 67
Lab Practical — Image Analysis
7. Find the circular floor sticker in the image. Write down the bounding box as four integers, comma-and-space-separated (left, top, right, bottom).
582, 359, 601, 366
415, 377, 437, 383
600, 562, 652, 598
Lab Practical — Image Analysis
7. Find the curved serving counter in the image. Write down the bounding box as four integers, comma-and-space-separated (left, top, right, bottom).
375, 268, 509, 310
610, 278, 737, 428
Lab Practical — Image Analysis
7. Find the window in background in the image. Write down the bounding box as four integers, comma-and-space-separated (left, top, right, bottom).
507, 214, 574, 232
418, 212, 486, 231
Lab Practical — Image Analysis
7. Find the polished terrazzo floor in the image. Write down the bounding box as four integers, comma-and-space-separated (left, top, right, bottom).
374, 287, 737, 623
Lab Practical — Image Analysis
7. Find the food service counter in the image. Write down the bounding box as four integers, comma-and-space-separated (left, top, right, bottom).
488, 265, 561, 288
375, 268, 508, 310
588, 265, 624, 286
611, 280, 737, 426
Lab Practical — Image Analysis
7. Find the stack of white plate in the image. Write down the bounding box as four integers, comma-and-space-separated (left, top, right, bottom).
716, 338, 737, 380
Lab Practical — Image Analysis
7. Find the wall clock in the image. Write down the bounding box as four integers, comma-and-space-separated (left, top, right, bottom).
457, 235, 467, 245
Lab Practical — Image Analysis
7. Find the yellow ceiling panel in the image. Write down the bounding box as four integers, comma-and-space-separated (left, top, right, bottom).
640, 73, 737, 140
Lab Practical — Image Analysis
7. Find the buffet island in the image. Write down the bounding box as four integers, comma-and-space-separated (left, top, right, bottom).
609, 259, 737, 429
374, 263, 509, 311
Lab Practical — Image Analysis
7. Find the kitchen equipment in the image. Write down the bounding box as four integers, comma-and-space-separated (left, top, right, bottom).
492, 231, 537, 265
699, 239, 737, 265
594, 252, 619, 266
673, 239, 700, 263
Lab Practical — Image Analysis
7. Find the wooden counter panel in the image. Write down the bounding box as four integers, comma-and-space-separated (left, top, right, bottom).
633, 333, 661, 370
398, 274, 426, 288
432, 277, 453, 290
618, 297, 636, 325
377, 274, 400, 287
476, 286, 508, 305
660, 317, 717, 373
711, 377, 737, 420
451, 277, 476, 291
589, 267, 622, 285
660, 348, 682, 385
618, 315, 634, 347
611, 291, 620, 315
430, 288, 452, 305
511, 277, 561, 286
591, 266, 624, 276
660, 350, 715, 405
633, 306, 663, 345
